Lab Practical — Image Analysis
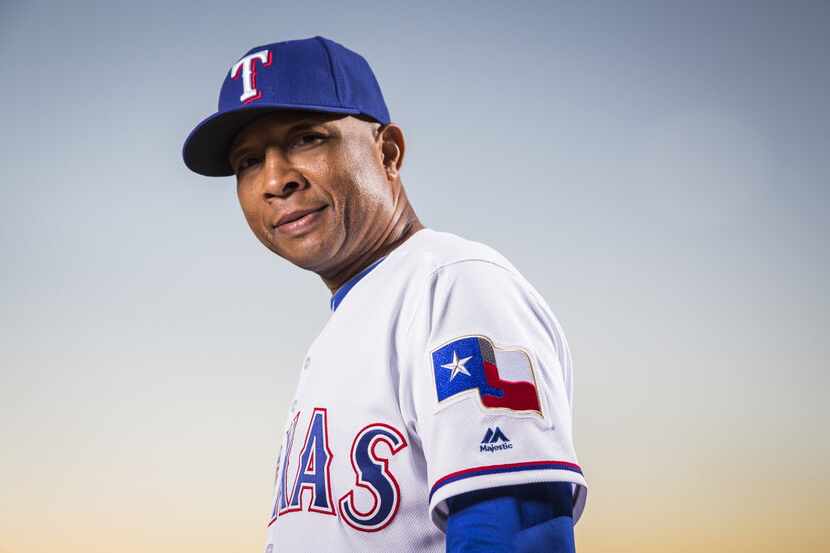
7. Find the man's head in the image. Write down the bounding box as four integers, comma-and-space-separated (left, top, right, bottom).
228, 110, 406, 275
182, 36, 422, 289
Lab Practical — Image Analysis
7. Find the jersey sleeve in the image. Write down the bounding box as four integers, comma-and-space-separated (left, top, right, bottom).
401, 259, 587, 531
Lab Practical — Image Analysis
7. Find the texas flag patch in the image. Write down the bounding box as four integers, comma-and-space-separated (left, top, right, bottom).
431, 336, 542, 416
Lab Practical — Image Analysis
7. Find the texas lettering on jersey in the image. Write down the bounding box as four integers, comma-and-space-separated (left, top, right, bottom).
269, 408, 408, 532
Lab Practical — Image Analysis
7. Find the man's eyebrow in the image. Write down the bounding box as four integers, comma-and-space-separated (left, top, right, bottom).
229, 116, 331, 152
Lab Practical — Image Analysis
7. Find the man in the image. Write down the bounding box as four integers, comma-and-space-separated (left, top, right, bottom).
182, 36, 587, 552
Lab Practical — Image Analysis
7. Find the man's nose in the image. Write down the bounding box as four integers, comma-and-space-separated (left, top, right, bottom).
262, 147, 307, 199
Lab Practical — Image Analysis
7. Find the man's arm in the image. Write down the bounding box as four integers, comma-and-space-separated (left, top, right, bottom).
446, 482, 575, 553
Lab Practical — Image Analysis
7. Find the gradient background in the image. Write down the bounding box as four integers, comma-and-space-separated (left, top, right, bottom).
1, 1, 828, 552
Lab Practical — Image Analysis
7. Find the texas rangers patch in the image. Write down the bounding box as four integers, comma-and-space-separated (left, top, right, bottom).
431, 335, 542, 416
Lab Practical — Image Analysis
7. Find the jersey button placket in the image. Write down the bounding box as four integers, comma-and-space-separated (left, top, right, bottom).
291, 356, 312, 414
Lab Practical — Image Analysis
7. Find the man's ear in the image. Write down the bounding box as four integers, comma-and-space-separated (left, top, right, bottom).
378, 123, 405, 180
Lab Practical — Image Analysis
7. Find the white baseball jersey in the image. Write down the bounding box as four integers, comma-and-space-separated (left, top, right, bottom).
264, 228, 587, 552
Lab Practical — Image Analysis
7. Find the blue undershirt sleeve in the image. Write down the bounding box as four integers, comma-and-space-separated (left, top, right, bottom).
446, 482, 574, 553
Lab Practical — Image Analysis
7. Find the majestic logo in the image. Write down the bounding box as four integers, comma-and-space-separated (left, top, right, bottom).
480, 427, 512, 453
230, 49, 272, 104
431, 335, 542, 416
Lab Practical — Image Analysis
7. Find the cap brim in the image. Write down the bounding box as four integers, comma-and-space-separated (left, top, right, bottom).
182, 103, 362, 177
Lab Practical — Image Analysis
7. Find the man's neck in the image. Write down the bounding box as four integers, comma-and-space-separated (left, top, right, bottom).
322, 213, 424, 294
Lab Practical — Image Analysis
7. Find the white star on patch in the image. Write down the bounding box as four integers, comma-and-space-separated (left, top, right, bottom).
440, 350, 473, 381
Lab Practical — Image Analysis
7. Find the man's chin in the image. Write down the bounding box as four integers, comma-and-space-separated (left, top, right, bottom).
263, 225, 344, 271
273, 241, 332, 272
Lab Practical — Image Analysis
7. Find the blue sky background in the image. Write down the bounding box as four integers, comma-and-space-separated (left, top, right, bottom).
1, 1, 828, 551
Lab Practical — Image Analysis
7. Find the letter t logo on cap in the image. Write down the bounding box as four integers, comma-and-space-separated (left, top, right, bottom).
230, 49, 272, 104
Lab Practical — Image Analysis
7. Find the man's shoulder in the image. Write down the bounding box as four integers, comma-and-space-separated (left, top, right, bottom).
396, 228, 550, 316
401, 228, 518, 278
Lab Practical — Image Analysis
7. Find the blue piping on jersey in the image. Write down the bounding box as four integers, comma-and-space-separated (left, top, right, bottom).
330, 255, 388, 312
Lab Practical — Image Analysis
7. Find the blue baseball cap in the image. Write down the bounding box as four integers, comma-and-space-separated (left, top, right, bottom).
182, 35, 391, 177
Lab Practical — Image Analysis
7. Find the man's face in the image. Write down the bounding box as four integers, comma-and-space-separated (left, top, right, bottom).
228, 111, 396, 274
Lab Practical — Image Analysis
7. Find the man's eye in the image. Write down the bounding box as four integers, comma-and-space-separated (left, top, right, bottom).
292, 133, 325, 148
236, 156, 260, 173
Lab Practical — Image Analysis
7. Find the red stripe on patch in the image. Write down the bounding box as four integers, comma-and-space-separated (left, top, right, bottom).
481, 360, 541, 412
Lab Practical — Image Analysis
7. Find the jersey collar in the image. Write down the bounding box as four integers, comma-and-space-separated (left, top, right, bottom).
329, 255, 388, 312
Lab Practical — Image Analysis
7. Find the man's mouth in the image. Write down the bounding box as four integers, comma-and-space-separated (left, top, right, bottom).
274, 205, 328, 235
276, 205, 327, 226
